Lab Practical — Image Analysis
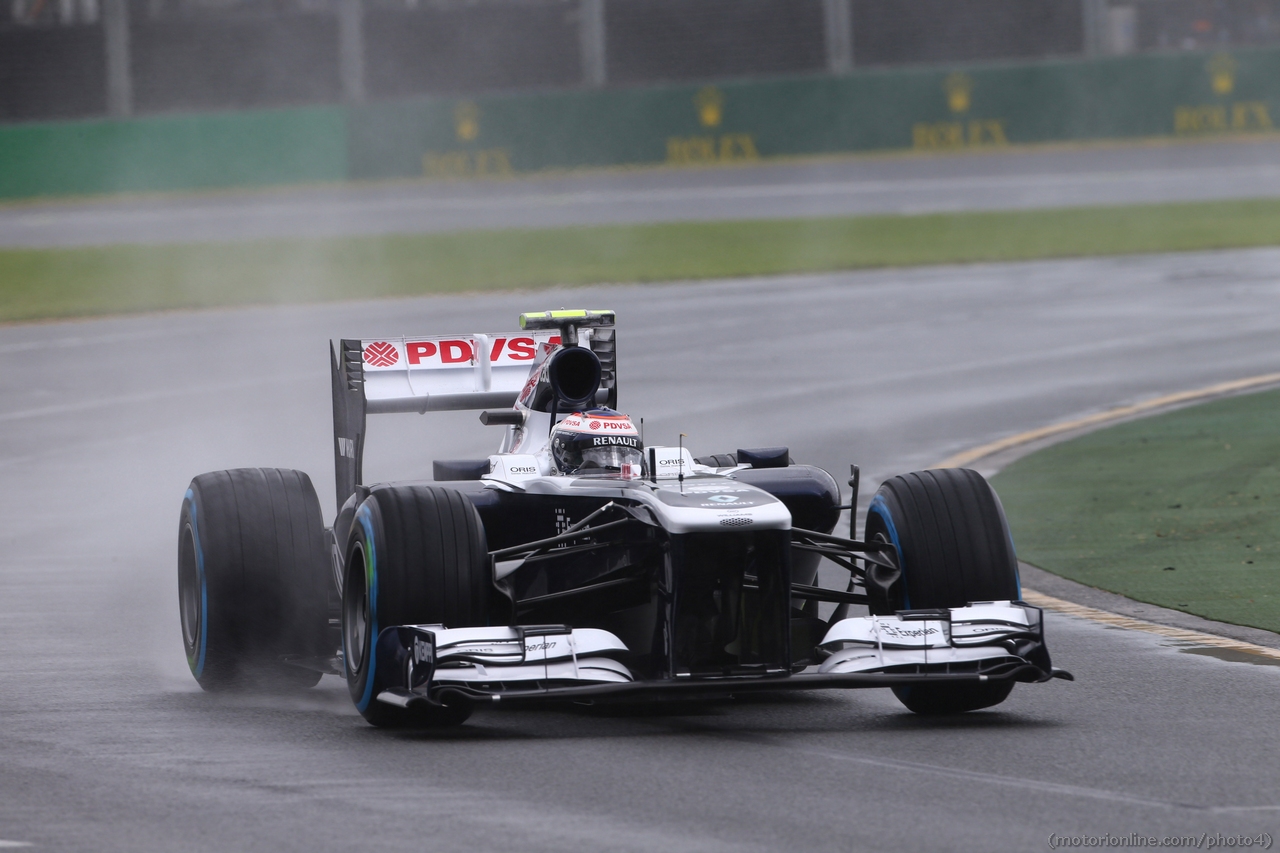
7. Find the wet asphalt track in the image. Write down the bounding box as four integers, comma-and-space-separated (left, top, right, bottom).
3, 240, 1280, 850
4, 137, 1280, 248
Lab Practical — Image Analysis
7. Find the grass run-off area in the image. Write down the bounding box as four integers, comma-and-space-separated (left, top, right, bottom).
990, 388, 1280, 633
5, 196, 1280, 322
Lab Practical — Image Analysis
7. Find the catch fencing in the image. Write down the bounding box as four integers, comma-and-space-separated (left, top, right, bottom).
6, 0, 1280, 124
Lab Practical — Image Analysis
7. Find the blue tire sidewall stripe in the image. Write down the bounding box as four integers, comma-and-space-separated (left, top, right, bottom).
869, 492, 913, 699
184, 488, 208, 679
991, 489, 1023, 600
353, 503, 379, 713
868, 493, 910, 610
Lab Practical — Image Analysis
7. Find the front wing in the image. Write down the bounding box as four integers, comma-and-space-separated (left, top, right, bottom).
371, 601, 1071, 712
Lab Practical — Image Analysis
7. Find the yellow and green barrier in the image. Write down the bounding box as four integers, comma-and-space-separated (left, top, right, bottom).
3, 46, 1279, 200
0, 105, 347, 199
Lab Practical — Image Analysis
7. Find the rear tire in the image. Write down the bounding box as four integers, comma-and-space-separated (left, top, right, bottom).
343, 485, 492, 727
178, 468, 330, 691
865, 468, 1021, 715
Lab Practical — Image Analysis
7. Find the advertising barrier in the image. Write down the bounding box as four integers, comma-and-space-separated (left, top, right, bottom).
2, 47, 1278, 200
0, 106, 346, 199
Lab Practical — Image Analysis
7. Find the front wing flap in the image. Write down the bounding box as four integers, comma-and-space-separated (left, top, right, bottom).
816, 601, 1059, 676
372, 601, 1069, 711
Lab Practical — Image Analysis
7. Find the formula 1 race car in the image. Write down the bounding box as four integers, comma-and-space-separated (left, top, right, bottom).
177, 309, 1070, 726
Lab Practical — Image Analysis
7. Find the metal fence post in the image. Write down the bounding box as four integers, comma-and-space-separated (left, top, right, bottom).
103, 0, 131, 116
823, 0, 853, 74
1081, 0, 1107, 56
580, 0, 606, 88
339, 0, 365, 103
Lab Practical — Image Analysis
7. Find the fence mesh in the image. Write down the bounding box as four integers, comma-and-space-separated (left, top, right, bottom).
5, 0, 1280, 123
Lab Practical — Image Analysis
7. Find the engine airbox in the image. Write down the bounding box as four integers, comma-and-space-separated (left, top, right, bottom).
527, 346, 603, 412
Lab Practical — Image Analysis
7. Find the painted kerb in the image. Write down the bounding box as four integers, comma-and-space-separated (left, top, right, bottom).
1, 47, 1277, 199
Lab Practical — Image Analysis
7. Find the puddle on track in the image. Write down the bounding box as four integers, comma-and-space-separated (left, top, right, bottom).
1178, 645, 1280, 667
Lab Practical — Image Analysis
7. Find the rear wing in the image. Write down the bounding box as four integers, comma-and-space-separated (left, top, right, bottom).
331, 317, 617, 511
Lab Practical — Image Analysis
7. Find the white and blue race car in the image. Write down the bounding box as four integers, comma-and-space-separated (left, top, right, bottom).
178, 309, 1070, 726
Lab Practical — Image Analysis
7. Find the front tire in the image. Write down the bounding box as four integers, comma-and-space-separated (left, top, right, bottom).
178, 468, 330, 691
866, 468, 1021, 715
343, 485, 492, 727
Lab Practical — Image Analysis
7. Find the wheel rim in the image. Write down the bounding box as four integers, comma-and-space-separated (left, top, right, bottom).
864, 520, 904, 615
178, 522, 201, 654
343, 541, 369, 676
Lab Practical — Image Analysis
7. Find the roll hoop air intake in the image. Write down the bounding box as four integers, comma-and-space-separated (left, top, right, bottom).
518, 311, 611, 414
522, 344, 603, 414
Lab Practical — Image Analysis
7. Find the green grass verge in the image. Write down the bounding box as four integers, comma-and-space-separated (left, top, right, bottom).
990, 388, 1280, 633
5, 197, 1280, 322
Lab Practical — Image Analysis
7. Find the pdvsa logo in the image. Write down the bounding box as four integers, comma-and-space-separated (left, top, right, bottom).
363, 341, 398, 367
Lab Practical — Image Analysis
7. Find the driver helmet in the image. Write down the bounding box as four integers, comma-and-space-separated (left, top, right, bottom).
550, 408, 644, 475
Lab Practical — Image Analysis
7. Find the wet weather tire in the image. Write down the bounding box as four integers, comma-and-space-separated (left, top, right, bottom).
865, 468, 1021, 715
342, 485, 492, 728
178, 468, 330, 691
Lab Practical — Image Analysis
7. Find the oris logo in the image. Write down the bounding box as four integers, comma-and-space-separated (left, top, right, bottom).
363, 341, 398, 367
508, 465, 536, 474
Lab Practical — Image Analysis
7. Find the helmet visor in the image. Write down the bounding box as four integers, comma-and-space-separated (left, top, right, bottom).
578, 445, 644, 473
